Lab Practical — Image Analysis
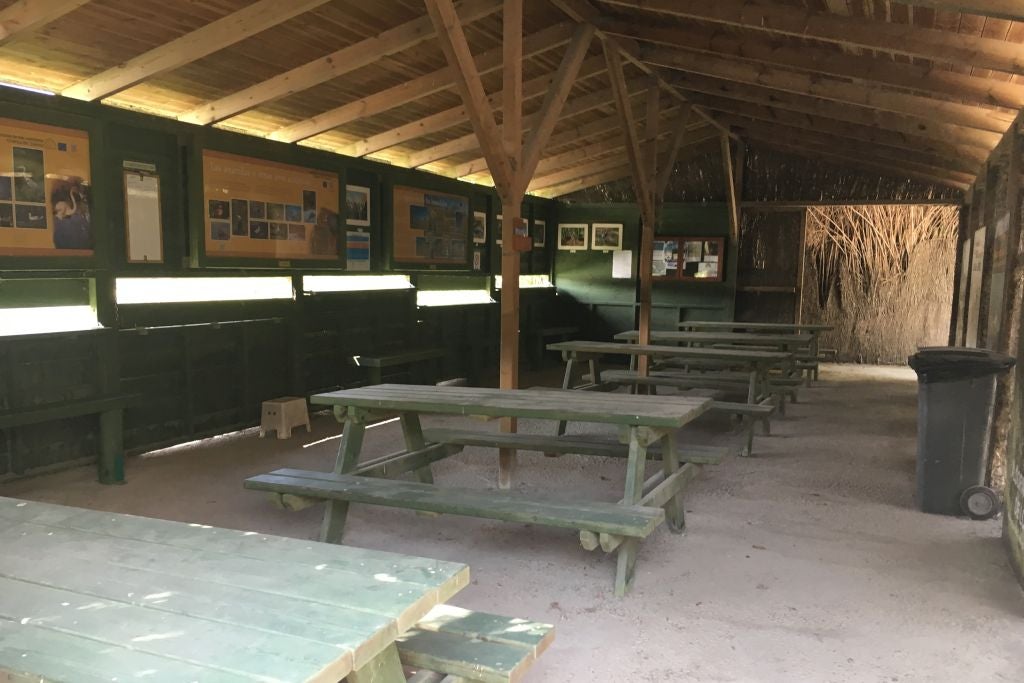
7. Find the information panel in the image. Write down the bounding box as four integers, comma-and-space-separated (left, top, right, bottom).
392, 185, 469, 266
202, 150, 340, 261
0, 118, 92, 257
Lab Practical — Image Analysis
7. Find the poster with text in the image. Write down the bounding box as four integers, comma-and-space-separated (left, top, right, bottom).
0, 118, 92, 257
392, 185, 468, 266
346, 230, 370, 271
202, 150, 339, 261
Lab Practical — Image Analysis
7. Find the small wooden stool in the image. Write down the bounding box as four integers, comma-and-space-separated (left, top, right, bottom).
259, 397, 311, 439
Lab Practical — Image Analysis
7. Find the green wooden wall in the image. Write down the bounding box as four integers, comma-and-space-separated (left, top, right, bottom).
551, 203, 737, 340
0, 88, 562, 480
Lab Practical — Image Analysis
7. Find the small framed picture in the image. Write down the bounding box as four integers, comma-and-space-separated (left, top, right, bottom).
558, 223, 588, 251
591, 223, 623, 251
533, 219, 546, 248
472, 210, 487, 244
345, 185, 371, 226
495, 213, 503, 246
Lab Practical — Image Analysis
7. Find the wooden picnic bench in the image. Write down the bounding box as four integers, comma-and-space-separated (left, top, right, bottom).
615, 329, 814, 353
352, 347, 445, 385
0, 496, 554, 683
677, 322, 835, 380
245, 384, 721, 596
0, 393, 132, 484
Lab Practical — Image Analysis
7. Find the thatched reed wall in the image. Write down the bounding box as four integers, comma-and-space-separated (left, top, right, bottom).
801, 205, 960, 364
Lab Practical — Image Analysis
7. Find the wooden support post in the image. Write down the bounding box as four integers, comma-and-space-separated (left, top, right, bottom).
977, 160, 1000, 348
721, 132, 740, 243
988, 117, 1022, 492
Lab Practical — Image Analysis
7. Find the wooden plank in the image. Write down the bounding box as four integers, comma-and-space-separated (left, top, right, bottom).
308, 384, 711, 428
889, 1, 1024, 22
0, 394, 128, 429
677, 321, 833, 332
601, 0, 1024, 76
0, 620, 253, 683
615, 330, 813, 346
397, 629, 534, 683
549, 339, 791, 362
413, 604, 554, 656
247, 470, 665, 537
178, 0, 502, 125
0, 0, 91, 46
721, 133, 740, 242
421, 427, 731, 463
352, 348, 445, 367
61, 0, 334, 101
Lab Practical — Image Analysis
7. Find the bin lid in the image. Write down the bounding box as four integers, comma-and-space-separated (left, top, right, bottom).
908, 346, 1015, 383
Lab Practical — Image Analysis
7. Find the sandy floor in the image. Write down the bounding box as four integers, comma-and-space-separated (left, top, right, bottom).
4, 364, 1024, 682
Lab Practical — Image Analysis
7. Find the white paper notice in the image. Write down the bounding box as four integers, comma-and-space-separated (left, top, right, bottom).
612, 249, 633, 279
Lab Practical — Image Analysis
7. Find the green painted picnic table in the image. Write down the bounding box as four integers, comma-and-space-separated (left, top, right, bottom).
677, 321, 833, 333
615, 329, 814, 352
0, 496, 469, 683
247, 384, 714, 595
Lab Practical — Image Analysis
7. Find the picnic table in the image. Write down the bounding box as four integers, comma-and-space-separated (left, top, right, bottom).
547, 340, 793, 454
0, 496, 480, 682
677, 322, 834, 380
615, 329, 814, 352
246, 384, 720, 595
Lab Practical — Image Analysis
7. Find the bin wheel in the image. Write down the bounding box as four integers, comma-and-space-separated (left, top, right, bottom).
960, 486, 1001, 520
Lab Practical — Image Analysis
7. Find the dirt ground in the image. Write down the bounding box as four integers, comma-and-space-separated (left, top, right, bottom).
5, 364, 1024, 682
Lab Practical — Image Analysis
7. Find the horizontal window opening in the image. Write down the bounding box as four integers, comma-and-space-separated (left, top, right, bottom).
303, 275, 412, 293
0, 81, 55, 96
0, 306, 99, 336
416, 289, 494, 307
115, 277, 294, 304
494, 274, 553, 289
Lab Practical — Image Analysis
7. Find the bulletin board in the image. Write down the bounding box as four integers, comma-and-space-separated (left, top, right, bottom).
202, 150, 340, 261
653, 237, 724, 282
392, 185, 469, 266
0, 118, 92, 257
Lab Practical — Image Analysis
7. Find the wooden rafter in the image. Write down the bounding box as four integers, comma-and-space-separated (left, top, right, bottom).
665, 71, 1003, 150
656, 107, 693, 201
0, 0, 91, 45
178, 0, 502, 126
601, 20, 1024, 111
601, 0, 1024, 76
721, 133, 739, 241
341, 56, 605, 160
266, 21, 575, 143
61, 0, 333, 101
644, 46, 1015, 134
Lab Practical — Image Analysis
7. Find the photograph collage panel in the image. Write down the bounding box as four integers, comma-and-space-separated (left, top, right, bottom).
206, 185, 338, 257
1, 145, 92, 249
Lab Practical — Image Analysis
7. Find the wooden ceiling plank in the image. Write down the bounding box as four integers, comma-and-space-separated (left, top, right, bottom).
644, 46, 1015, 133
601, 19, 1024, 110
889, 1, 1024, 22
269, 21, 574, 144
424, 0, 514, 194
61, 0, 335, 101
179, 0, 502, 126
665, 71, 1004, 149
0, 0, 92, 45
520, 23, 596, 185
601, 0, 1024, 76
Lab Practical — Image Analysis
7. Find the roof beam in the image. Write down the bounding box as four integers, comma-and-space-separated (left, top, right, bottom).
268, 21, 573, 144
601, 0, 1024, 76
665, 71, 1003, 150
0, 0, 91, 45
601, 19, 1024, 111
657, 107, 693, 200
424, 0, 514, 194
889, 1, 1024, 22
62, 0, 333, 101
179, 0, 502, 126
644, 46, 1014, 134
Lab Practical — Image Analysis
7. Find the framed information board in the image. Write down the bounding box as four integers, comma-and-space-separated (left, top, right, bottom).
392, 185, 469, 266
202, 150, 340, 262
653, 236, 724, 282
0, 118, 92, 257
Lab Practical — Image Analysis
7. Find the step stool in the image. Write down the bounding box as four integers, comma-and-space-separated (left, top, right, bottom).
259, 397, 311, 439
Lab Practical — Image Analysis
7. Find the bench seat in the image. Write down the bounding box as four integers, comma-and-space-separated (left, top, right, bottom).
399, 605, 554, 683
244, 469, 665, 538
421, 427, 731, 464
352, 347, 444, 367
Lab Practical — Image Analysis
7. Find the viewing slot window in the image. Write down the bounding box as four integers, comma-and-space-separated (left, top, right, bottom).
494, 274, 552, 289
0, 278, 99, 336
303, 275, 412, 293
115, 277, 294, 304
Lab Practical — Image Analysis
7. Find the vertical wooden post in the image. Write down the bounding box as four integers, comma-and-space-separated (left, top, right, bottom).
977, 161, 999, 348
988, 117, 1022, 492
497, 0, 524, 490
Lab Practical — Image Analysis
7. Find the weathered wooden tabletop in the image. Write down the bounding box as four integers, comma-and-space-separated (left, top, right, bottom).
0, 496, 469, 683
311, 384, 711, 428
547, 339, 793, 363
614, 330, 814, 346
677, 321, 833, 333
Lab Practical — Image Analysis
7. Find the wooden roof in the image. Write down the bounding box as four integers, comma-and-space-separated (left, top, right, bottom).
0, 0, 1020, 196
